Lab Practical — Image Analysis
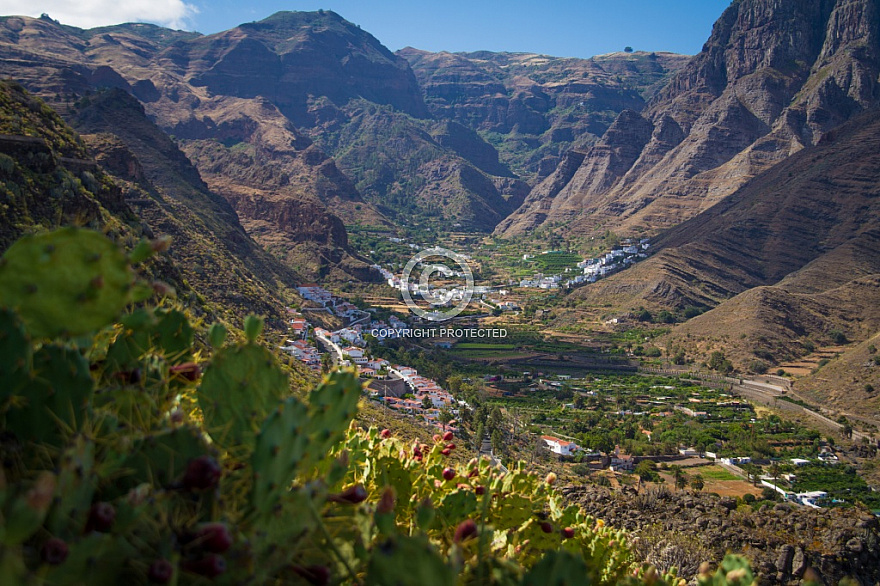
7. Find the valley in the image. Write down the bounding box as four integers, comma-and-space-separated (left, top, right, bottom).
1, 0, 880, 584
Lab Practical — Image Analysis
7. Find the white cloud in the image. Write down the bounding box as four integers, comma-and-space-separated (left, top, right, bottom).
0, 0, 198, 30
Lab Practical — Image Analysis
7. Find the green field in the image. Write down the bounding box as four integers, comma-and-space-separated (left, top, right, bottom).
454, 343, 516, 350
530, 251, 581, 273
695, 466, 741, 481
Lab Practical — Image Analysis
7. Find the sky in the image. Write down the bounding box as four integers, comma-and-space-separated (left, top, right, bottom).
0, 0, 733, 58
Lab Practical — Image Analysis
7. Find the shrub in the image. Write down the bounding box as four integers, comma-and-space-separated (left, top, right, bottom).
749, 360, 769, 375
829, 329, 848, 345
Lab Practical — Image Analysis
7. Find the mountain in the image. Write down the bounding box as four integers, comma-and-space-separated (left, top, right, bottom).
562, 108, 880, 416
0, 80, 308, 329
399, 48, 689, 183
498, 0, 880, 238
0, 12, 537, 235
0, 14, 387, 279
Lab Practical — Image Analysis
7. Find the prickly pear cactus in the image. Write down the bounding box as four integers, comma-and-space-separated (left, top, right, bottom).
46, 437, 96, 535
197, 341, 288, 452
0, 308, 30, 401
366, 535, 455, 586
520, 550, 590, 586
251, 395, 310, 516
303, 370, 361, 467
0, 227, 751, 586
5, 345, 94, 447
251, 370, 361, 516
0, 228, 133, 337
114, 425, 213, 495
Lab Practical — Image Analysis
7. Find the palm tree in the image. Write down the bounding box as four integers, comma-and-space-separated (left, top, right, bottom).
690, 474, 704, 492
674, 469, 688, 492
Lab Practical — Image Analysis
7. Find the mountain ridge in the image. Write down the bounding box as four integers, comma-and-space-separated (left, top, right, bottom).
497, 0, 880, 238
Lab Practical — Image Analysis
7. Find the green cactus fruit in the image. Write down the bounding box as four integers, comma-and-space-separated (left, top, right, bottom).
113, 426, 212, 495
5, 345, 94, 447
365, 535, 455, 586
520, 550, 590, 586
251, 395, 309, 516
0, 308, 30, 402
243, 315, 263, 343
0, 228, 134, 338
198, 343, 288, 451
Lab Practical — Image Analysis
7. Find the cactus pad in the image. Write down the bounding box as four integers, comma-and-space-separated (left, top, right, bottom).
366, 535, 454, 586
0, 308, 30, 401
5, 345, 94, 447
0, 228, 133, 337
114, 426, 211, 494
251, 396, 310, 515
520, 550, 589, 586
198, 343, 288, 451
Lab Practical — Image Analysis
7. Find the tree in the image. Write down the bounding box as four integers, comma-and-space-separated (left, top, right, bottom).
491, 429, 504, 455
708, 350, 733, 374
321, 352, 333, 373
741, 463, 760, 486
421, 396, 432, 410
671, 466, 687, 491
690, 474, 704, 492
635, 460, 655, 482
624, 46, 634, 53
672, 349, 686, 365
474, 423, 485, 452
438, 407, 454, 428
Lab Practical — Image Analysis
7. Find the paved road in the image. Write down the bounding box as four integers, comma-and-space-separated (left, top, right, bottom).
478, 435, 509, 473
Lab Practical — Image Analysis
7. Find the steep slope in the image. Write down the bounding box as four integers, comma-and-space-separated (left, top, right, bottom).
0, 14, 389, 274
157, 11, 531, 231
499, 0, 880, 238
563, 109, 880, 402
0, 80, 301, 327
399, 48, 689, 182
0, 12, 527, 232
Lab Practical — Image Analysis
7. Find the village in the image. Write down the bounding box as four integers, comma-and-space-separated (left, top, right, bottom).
281, 284, 463, 434
519, 238, 651, 289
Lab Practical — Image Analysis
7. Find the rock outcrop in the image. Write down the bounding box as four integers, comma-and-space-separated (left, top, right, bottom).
564, 485, 880, 585
499, 0, 880, 237
400, 48, 689, 182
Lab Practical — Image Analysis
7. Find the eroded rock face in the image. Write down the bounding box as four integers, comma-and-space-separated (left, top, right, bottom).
499, 0, 880, 238
400, 48, 689, 182
563, 485, 880, 585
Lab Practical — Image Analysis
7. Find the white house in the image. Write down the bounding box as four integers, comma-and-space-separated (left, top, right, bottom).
342, 347, 364, 359
541, 435, 580, 456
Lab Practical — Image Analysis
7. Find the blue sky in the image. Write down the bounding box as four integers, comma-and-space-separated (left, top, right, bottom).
191, 0, 733, 57
1, 0, 733, 58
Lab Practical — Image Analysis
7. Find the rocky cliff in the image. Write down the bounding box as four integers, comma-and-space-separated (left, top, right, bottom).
498, 0, 880, 238
399, 48, 689, 183
565, 107, 880, 417
564, 485, 880, 585
0, 12, 531, 234
0, 81, 304, 325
